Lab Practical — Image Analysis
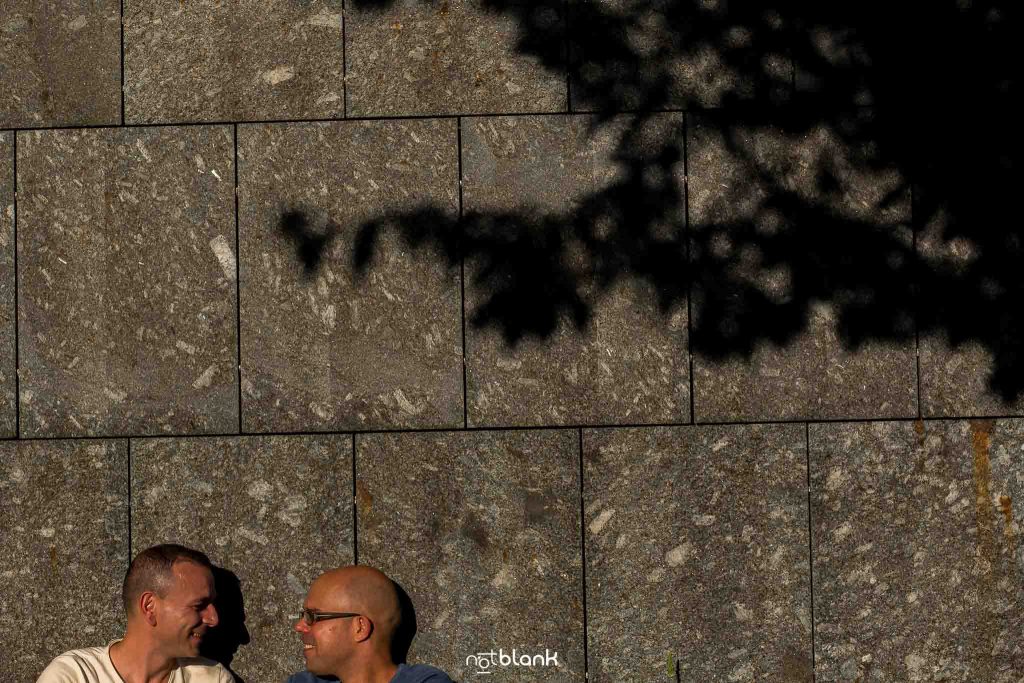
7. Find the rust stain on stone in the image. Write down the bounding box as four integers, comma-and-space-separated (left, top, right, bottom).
913, 418, 925, 444
968, 419, 998, 682
355, 480, 373, 513
997, 495, 1014, 533
48, 546, 58, 576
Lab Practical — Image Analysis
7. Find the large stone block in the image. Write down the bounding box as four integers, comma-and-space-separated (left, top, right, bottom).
0, 1, 120, 128
688, 113, 917, 422
570, 0, 791, 112
462, 114, 689, 427
238, 119, 463, 432
130, 435, 354, 682
0, 439, 128, 682
16, 126, 239, 437
583, 424, 811, 682
356, 429, 583, 680
0, 133, 14, 436
810, 420, 1023, 682
346, 1, 566, 116
124, 0, 345, 123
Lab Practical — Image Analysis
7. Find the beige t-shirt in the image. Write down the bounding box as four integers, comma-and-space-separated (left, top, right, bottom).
36, 642, 234, 683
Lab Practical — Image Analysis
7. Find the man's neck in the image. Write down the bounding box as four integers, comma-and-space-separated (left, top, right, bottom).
108, 632, 178, 683
334, 659, 399, 683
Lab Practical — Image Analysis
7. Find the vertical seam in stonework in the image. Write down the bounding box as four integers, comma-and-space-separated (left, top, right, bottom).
457, 118, 468, 429
805, 422, 816, 682
342, 0, 348, 118
911, 183, 923, 419
233, 124, 242, 434
12, 132, 20, 438
683, 114, 695, 425
578, 428, 589, 679
563, 0, 572, 112
127, 438, 133, 564
120, 0, 126, 125
351, 434, 358, 565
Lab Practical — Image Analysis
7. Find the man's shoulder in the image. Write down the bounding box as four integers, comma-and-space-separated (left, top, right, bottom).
392, 663, 456, 683
37, 647, 110, 682
176, 656, 235, 682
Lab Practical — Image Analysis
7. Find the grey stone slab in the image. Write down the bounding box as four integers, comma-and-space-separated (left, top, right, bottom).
917, 217, 1024, 417
131, 435, 354, 683
0, 133, 14, 437
238, 119, 462, 432
583, 424, 811, 683
346, 1, 566, 117
0, 439, 128, 682
570, 0, 791, 112
810, 420, 1024, 682
124, 1, 345, 124
462, 115, 689, 427
688, 114, 917, 422
17, 127, 238, 437
0, 2, 121, 128
356, 429, 582, 681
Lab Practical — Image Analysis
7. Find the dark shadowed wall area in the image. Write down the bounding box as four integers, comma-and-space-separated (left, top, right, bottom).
1, 1, 1022, 682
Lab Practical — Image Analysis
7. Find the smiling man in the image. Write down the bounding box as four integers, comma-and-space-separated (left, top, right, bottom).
288, 566, 453, 683
37, 544, 234, 683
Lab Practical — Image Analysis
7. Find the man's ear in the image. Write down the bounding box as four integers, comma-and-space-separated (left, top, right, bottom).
139, 591, 158, 627
353, 616, 374, 643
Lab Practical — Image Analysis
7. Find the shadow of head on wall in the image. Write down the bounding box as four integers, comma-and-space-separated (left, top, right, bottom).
200, 566, 251, 683
295, 0, 1021, 401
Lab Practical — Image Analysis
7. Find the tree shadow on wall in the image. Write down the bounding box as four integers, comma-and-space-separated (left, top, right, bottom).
298, 0, 1021, 401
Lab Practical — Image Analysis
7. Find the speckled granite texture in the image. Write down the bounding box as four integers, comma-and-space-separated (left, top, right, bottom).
0, 1, 121, 128
346, 1, 567, 116
356, 429, 583, 681
237, 119, 463, 432
688, 113, 917, 422
584, 425, 811, 682
16, 126, 239, 437
0, 439, 128, 683
810, 420, 1023, 682
131, 435, 354, 683
124, 0, 346, 123
0, 134, 14, 436
570, 0, 791, 111
462, 114, 689, 426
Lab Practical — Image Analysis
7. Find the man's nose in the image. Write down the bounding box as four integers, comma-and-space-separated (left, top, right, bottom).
203, 603, 220, 627
294, 617, 309, 634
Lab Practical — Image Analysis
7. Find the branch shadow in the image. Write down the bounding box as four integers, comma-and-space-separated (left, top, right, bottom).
313, 0, 1020, 401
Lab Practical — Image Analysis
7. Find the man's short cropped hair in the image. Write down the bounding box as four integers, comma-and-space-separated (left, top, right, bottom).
122, 543, 213, 614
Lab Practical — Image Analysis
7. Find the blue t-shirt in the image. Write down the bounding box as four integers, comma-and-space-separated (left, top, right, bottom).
287, 663, 454, 683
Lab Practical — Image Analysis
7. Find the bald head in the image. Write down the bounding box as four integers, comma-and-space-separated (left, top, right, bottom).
313, 566, 401, 648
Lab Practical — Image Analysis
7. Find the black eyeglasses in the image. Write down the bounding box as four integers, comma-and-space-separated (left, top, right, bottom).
295, 608, 363, 626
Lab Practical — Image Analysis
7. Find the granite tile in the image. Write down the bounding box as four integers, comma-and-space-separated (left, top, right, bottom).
0, 439, 128, 682
810, 420, 1024, 682
356, 429, 582, 680
0, 133, 14, 437
0, 1, 120, 128
462, 114, 689, 427
688, 113, 916, 422
917, 211, 1024, 417
238, 119, 462, 432
583, 424, 811, 682
570, 0, 791, 112
346, 1, 566, 116
131, 435, 354, 683
124, 0, 345, 124
17, 127, 238, 437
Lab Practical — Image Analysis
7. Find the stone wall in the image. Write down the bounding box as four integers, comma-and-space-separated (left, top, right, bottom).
1, 2, 1022, 682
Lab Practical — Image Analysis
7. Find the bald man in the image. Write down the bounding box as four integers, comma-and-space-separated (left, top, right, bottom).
287, 566, 453, 683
